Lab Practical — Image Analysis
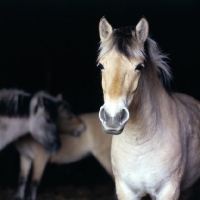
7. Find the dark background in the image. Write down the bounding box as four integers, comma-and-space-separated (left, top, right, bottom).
0, 0, 200, 198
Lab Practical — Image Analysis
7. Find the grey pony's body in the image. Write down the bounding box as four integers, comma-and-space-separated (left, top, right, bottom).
0, 89, 62, 152
14, 112, 113, 200
97, 17, 200, 200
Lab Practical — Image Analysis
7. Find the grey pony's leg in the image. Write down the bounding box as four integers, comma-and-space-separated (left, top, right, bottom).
14, 155, 32, 200
26, 154, 49, 200
27, 181, 39, 200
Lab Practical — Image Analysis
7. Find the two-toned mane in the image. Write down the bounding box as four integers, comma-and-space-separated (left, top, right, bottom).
97, 17, 200, 200
0, 89, 32, 117
98, 21, 172, 94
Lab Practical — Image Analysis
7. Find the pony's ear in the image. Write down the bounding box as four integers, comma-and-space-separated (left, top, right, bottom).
135, 18, 149, 43
56, 93, 63, 100
99, 17, 113, 41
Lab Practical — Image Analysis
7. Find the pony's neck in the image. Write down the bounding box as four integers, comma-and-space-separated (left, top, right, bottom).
0, 117, 29, 150
128, 72, 171, 140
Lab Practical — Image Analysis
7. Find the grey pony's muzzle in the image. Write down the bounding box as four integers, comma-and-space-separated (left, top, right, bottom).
99, 106, 129, 135
45, 138, 61, 153
37, 135, 61, 154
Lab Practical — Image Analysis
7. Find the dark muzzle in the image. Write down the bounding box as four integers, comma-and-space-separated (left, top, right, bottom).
99, 107, 129, 135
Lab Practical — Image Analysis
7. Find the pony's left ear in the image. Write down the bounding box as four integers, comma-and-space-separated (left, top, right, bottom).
135, 18, 149, 43
99, 17, 113, 41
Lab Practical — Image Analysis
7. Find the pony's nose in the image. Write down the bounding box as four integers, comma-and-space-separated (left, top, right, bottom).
99, 106, 129, 128
73, 124, 86, 137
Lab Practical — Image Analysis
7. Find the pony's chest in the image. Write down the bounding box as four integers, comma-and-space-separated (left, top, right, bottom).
114, 156, 165, 190
111, 134, 181, 193
112, 147, 164, 188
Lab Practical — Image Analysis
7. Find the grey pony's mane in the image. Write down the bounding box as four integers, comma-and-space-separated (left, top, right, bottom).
32, 91, 72, 121
0, 89, 32, 117
98, 26, 172, 92
145, 37, 172, 92
0, 89, 68, 119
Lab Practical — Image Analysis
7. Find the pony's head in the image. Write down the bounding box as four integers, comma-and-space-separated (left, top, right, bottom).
98, 17, 148, 134
29, 91, 62, 153
98, 17, 171, 135
56, 94, 86, 137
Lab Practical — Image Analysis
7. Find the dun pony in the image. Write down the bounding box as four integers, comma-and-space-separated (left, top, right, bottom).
98, 17, 200, 200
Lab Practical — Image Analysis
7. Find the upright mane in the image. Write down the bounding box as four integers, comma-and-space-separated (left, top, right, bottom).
32, 91, 63, 121
98, 26, 172, 93
145, 37, 172, 93
0, 89, 32, 117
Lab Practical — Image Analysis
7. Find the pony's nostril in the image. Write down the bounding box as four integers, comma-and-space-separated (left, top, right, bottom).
73, 124, 86, 137
99, 107, 106, 124
120, 108, 129, 125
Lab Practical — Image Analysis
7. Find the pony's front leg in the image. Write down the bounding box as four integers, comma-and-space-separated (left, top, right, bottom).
115, 178, 141, 200
155, 181, 180, 200
26, 153, 49, 200
27, 181, 39, 200
14, 155, 32, 200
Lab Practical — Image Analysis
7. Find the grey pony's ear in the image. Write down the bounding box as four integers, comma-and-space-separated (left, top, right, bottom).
99, 17, 113, 41
135, 18, 149, 43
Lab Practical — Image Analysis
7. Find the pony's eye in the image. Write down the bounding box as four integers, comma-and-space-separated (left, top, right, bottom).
97, 63, 104, 71
135, 63, 144, 72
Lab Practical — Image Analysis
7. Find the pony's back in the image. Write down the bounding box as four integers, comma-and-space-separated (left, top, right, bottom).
50, 112, 113, 178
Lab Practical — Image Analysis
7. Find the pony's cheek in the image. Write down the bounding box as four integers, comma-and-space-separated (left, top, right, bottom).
125, 77, 140, 106
134, 75, 141, 91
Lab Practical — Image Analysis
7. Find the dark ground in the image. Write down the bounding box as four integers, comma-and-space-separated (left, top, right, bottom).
0, 144, 115, 200
1, 146, 200, 200
0, 185, 113, 200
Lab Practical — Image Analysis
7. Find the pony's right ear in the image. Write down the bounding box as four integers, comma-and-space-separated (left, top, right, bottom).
99, 17, 113, 41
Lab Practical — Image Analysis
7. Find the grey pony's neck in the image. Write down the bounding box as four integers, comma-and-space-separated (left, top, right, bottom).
127, 78, 172, 144
0, 117, 30, 150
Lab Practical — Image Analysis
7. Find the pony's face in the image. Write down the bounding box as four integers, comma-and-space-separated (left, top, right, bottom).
56, 102, 85, 137
98, 17, 148, 135
29, 93, 61, 153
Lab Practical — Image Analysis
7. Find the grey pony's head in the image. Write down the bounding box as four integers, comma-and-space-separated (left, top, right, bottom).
29, 91, 62, 153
